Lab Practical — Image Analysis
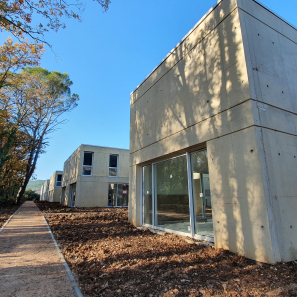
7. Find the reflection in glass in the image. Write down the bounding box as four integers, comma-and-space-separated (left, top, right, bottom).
83, 166, 92, 175
70, 183, 76, 207
117, 184, 123, 206
143, 165, 152, 225
190, 150, 213, 237
155, 155, 190, 233
108, 184, 116, 206
122, 184, 129, 207
108, 183, 128, 207
109, 168, 117, 176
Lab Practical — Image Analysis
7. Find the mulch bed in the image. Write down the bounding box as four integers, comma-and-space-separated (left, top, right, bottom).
47, 211, 297, 297
0, 205, 21, 229
37, 201, 128, 213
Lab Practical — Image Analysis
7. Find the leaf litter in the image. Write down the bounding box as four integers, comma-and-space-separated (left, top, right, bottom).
43, 207, 297, 297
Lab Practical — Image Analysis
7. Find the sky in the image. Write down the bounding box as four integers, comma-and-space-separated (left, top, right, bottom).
1, 0, 297, 180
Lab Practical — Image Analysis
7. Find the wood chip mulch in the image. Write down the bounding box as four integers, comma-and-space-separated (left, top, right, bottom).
45, 211, 297, 297
0, 205, 21, 229
37, 201, 128, 213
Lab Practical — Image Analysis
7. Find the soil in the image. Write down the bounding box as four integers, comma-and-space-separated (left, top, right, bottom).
0, 204, 21, 228
44, 210, 297, 297
37, 201, 128, 214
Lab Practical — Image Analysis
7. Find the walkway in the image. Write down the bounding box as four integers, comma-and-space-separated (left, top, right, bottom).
0, 201, 78, 297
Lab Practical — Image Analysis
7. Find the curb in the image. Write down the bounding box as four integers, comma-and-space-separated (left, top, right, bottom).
0, 205, 22, 235
43, 216, 84, 297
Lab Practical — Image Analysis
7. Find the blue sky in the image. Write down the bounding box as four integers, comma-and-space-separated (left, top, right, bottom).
1, 0, 297, 180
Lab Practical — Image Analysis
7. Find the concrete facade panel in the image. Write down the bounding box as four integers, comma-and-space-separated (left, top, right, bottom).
207, 127, 274, 263
241, 9, 297, 113
130, 100, 254, 166
48, 171, 63, 203
130, 0, 239, 105
257, 128, 297, 262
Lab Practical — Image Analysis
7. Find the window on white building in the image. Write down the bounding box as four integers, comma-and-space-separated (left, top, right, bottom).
56, 174, 62, 187
109, 155, 118, 177
82, 152, 93, 176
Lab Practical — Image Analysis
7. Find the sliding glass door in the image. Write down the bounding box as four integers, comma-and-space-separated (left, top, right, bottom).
155, 155, 190, 234
142, 149, 213, 239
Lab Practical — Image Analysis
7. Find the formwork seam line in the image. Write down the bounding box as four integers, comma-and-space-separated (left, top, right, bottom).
0, 205, 22, 235
43, 216, 84, 297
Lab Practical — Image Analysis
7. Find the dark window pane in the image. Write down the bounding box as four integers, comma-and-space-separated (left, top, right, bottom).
57, 174, 62, 182
143, 165, 152, 225
83, 152, 93, 166
109, 155, 118, 167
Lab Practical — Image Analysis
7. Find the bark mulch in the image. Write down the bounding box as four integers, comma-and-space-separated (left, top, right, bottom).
37, 201, 128, 214
46, 211, 297, 297
0, 205, 21, 228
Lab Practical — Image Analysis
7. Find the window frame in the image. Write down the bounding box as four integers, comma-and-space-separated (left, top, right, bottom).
109, 154, 118, 177
56, 174, 62, 187
141, 148, 214, 242
82, 151, 93, 176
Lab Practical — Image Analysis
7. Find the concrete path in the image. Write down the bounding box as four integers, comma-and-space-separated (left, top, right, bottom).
0, 201, 78, 297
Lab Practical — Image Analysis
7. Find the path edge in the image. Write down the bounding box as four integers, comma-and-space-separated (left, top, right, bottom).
0, 204, 22, 235
43, 216, 84, 297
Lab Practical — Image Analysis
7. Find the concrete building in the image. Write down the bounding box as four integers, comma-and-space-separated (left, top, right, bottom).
128, 0, 297, 264
48, 171, 63, 202
62, 145, 129, 207
40, 180, 50, 201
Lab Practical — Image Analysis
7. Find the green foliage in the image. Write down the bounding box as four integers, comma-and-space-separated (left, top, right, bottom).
27, 180, 45, 192
0, 195, 15, 206
23, 189, 40, 202
0, 66, 79, 205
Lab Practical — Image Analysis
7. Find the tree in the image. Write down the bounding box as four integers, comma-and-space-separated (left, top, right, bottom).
23, 189, 40, 201
0, 67, 79, 204
0, 37, 44, 175
0, 0, 110, 44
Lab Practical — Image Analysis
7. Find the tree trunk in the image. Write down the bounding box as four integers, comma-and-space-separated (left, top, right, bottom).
15, 175, 31, 205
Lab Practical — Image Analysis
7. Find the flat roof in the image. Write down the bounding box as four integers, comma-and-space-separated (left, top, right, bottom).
130, 0, 297, 96
80, 144, 129, 151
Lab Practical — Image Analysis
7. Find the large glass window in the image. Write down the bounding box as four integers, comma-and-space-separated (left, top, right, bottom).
83, 152, 93, 176
155, 155, 190, 234
70, 183, 76, 207
142, 149, 213, 239
56, 174, 62, 187
190, 150, 213, 237
143, 165, 153, 225
108, 183, 129, 207
109, 155, 118, 177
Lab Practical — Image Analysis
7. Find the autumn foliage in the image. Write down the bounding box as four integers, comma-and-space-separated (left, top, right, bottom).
0, 0, 110, 43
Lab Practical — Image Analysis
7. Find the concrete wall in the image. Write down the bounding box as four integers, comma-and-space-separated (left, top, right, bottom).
48, 171, 63, 203
129, 0, 297, 263
62, 145, 129, 207
238, 0, 297, 262
40, 180, 50, 201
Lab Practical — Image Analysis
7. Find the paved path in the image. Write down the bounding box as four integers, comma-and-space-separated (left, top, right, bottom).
0, 201, 78, 297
